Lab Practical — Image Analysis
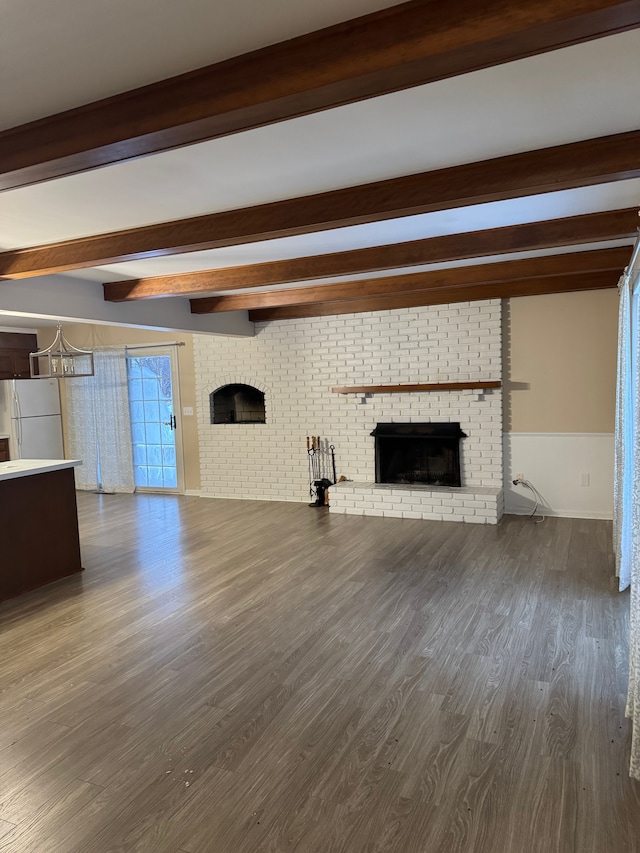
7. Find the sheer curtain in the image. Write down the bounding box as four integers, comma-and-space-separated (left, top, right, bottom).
65, 347, 135, 493
614, 245, 640, 778
615, 275, 633, 591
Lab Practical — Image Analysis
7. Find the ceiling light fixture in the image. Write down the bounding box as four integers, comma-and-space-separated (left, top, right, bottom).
29, 322, 94, 379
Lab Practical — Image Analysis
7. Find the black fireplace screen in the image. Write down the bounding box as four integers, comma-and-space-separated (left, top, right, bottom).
371, 422, 467, 487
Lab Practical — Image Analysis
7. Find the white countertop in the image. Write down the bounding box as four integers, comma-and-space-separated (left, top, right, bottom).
0, 459, 82, 482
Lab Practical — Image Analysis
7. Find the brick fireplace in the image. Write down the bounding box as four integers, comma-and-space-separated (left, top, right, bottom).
194, 299, 503, 523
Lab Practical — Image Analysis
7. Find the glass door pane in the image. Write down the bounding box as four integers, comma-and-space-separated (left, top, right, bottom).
127, 354, 179, 490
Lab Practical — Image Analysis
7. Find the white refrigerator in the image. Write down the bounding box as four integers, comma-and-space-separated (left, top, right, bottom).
0, 379, 64, 460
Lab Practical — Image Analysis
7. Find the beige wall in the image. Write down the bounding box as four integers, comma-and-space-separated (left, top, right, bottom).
37, 323, 200, 491
504, 288, 618, 433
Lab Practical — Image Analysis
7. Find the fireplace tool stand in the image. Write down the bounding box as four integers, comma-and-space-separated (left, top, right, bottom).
306, 436, 337, 507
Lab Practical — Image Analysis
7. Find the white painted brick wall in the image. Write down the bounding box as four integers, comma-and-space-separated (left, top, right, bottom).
194, 300, 502, 504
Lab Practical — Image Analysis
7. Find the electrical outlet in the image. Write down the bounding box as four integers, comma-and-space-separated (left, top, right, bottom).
580, 473, 590, 487
516, 472, 524, 483
183, 406, 194, 416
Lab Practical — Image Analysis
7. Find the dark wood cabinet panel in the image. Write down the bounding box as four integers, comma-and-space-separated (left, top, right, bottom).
0, 333, 38, 379
0, 332, 38, 349
0, 467, 83, 602
0, 349, 33, 379
0, 353, 13, 378
0, 439, 9, 462
11, 349, 32, 377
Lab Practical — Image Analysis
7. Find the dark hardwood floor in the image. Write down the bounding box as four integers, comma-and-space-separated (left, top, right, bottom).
0, 494, 637, 852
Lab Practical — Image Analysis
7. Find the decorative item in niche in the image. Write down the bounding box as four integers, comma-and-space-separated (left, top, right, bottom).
210, 384, 266, 424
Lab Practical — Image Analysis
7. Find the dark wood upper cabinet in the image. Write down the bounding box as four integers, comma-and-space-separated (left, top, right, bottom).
0, 333, 38, 379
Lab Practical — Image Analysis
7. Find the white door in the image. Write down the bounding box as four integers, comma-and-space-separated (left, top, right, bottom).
126, 349, 184, 492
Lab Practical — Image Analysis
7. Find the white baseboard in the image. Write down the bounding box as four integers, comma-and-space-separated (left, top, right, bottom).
505, 509, 613, 521
184, 489, 202, 497
199, 492, 304, 503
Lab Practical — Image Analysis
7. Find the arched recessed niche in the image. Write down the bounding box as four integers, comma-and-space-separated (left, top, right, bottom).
210, 384, 266, 424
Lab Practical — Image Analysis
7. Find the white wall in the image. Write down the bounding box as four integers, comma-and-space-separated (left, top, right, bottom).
194, 300, 502, 503
503, 432, 614, 519
0, 273, 253, 337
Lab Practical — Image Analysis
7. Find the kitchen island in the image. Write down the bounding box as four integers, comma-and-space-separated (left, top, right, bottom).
0, 459, 83, 603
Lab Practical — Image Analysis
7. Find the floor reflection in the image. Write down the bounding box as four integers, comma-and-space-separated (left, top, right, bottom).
130, 494, 186, 591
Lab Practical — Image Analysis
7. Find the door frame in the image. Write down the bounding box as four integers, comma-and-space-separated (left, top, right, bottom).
126, 346, 185, 495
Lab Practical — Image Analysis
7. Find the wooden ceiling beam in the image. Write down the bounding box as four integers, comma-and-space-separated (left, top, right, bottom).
190, 246, 630, 313
248, 270, 620, 321
3, 0, 640, 191
104, 207, 640, 301
2, 130, 640, 280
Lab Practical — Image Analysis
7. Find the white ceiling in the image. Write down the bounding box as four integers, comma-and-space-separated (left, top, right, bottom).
0, 0, 638, 329
0, 0, 406, 130
69, 180, 640, 285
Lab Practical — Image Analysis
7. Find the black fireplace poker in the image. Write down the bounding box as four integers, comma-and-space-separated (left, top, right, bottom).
306, 436, 337, 508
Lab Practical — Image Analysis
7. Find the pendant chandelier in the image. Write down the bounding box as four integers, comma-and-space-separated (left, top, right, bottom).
29, 322, 94, 379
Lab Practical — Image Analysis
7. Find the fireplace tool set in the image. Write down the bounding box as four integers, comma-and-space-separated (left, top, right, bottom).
306, 436, 337, 507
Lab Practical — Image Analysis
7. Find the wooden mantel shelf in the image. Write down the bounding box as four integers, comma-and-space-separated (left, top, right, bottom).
332, 381, 501, 395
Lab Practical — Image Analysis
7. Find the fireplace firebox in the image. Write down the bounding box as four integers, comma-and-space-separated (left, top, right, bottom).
371, 422, 467, 487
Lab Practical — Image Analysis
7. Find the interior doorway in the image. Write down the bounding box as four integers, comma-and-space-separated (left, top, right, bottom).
126, 348, 184, 493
